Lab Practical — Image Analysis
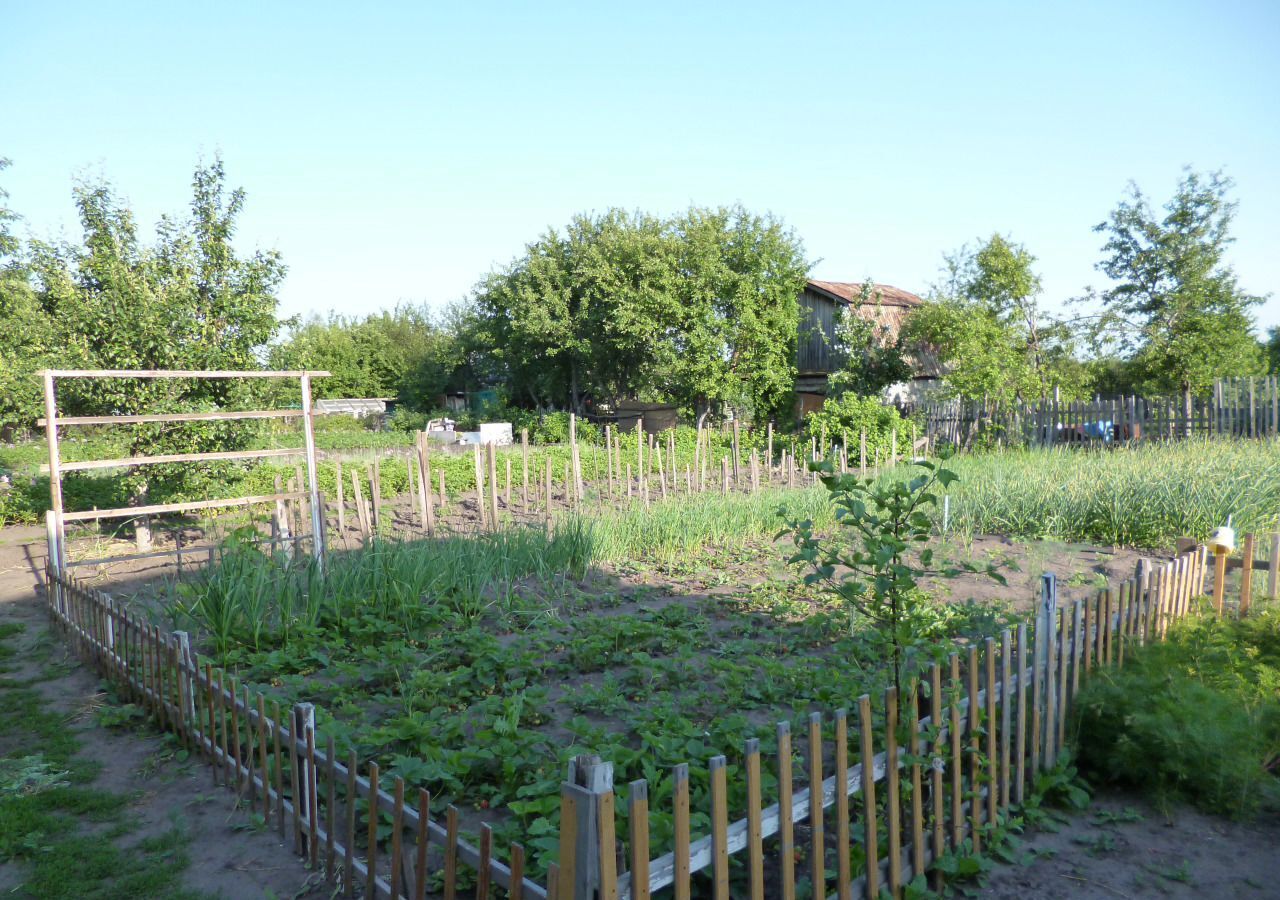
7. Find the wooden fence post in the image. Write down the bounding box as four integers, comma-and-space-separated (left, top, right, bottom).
174, 630, 197, 733
558, 754, 614, 900
293, 703, 317, 857
1041, 573, 1059, 770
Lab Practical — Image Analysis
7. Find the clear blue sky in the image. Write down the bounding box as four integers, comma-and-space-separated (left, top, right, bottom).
4, 0, 1278, 333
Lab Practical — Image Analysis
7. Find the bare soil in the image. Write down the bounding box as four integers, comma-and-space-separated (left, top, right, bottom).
979, 793, 1280, 898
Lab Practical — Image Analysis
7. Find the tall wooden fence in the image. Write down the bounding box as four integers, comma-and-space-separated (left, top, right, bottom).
912, 375, 1280, 449
46, 535, 1274, 899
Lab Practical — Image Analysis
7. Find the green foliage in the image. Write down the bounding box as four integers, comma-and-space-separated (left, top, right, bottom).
1073, 606, 1280, 818
784, 455, 1003, 690
802, 392, 911, 461
269, 304, 463, 409
1087, 169, 1264, 397
917, 438, 1280, 548
826, 281, 913, 397
906, 234, 1083, 403
474, 204, 809, 420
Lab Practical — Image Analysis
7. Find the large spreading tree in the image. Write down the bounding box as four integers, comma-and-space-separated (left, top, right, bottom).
1087, 169, 1264, 414
473, 205, 809, 421
12, 157, 288, 540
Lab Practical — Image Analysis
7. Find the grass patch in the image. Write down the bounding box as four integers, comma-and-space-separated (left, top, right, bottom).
884, 438, 1280, 548
0, 621, 207, 898
1072, 604, 1280, 818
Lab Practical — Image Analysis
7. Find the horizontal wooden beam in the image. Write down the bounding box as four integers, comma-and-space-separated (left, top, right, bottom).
39, 369, 330, 379
46, 447, 305, 473
61, 491, 307, 522
40, 409, 304, 427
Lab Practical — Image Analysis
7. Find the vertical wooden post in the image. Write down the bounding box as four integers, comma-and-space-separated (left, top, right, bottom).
293, 703, 316, 857
570, 414, 584, 503
521, 428, 530, 508
474, 445, 488, 530
416, 434, 435, 537
766, 421, 773, 469
299, 373, 325, 572
1040, 573, 1058, 769
1212, 550, 1227, 615
732, 419, 741, 485
559, 755, 613, 900
1240, 533, 1255, 616
859, 429, 867, 477
487, 442, 500, 526
335, 459, 346, 541
41, 371, 67, 575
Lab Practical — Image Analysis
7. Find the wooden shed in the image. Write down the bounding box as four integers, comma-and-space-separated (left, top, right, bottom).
795, 280, 938, 414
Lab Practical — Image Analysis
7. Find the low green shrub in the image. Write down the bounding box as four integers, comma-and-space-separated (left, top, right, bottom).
1072, 605, 1280, 818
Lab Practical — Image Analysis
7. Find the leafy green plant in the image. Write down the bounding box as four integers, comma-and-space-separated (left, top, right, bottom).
1072, 606, 1280, 818
784, 455, 1003, 691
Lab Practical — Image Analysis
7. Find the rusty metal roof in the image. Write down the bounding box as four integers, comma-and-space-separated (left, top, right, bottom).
806, 280, 924, 308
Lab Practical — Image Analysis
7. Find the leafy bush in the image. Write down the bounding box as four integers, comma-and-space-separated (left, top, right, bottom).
312, 413, 377, 434
1073, 606, 1280, 818
803, 393, 912, 460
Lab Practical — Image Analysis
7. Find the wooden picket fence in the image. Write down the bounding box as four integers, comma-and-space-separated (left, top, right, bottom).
42, 534, 1271, 899
558, 544, 1243, 900
43, 565, 554, 900
911, 375, 1280, 449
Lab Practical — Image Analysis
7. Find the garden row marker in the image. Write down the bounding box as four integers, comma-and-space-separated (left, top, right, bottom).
488, 442, 500, 525
522, 428, 531, 507
473, 445, 487, 530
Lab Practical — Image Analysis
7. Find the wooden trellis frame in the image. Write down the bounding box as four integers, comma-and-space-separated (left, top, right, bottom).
39, 369, 329, 578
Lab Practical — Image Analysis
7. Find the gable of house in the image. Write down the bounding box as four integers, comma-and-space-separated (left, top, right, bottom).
797, 280, 926, 375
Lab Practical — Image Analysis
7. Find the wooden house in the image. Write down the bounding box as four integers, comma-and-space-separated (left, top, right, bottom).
795, 279, 939, 416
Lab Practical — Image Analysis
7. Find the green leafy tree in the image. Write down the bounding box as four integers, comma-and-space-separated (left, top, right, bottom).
827, 280, 913, 397
784, 455, 1002, 693
1263, 326, 1279, 375
271, 305, 461, 407
1086, 169, 1264, 416
0, 159, 58, 433
25, 157, 286, 522
907, 235, 1084, 403
473, 205, 809, 421
663, 206, 810, 421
